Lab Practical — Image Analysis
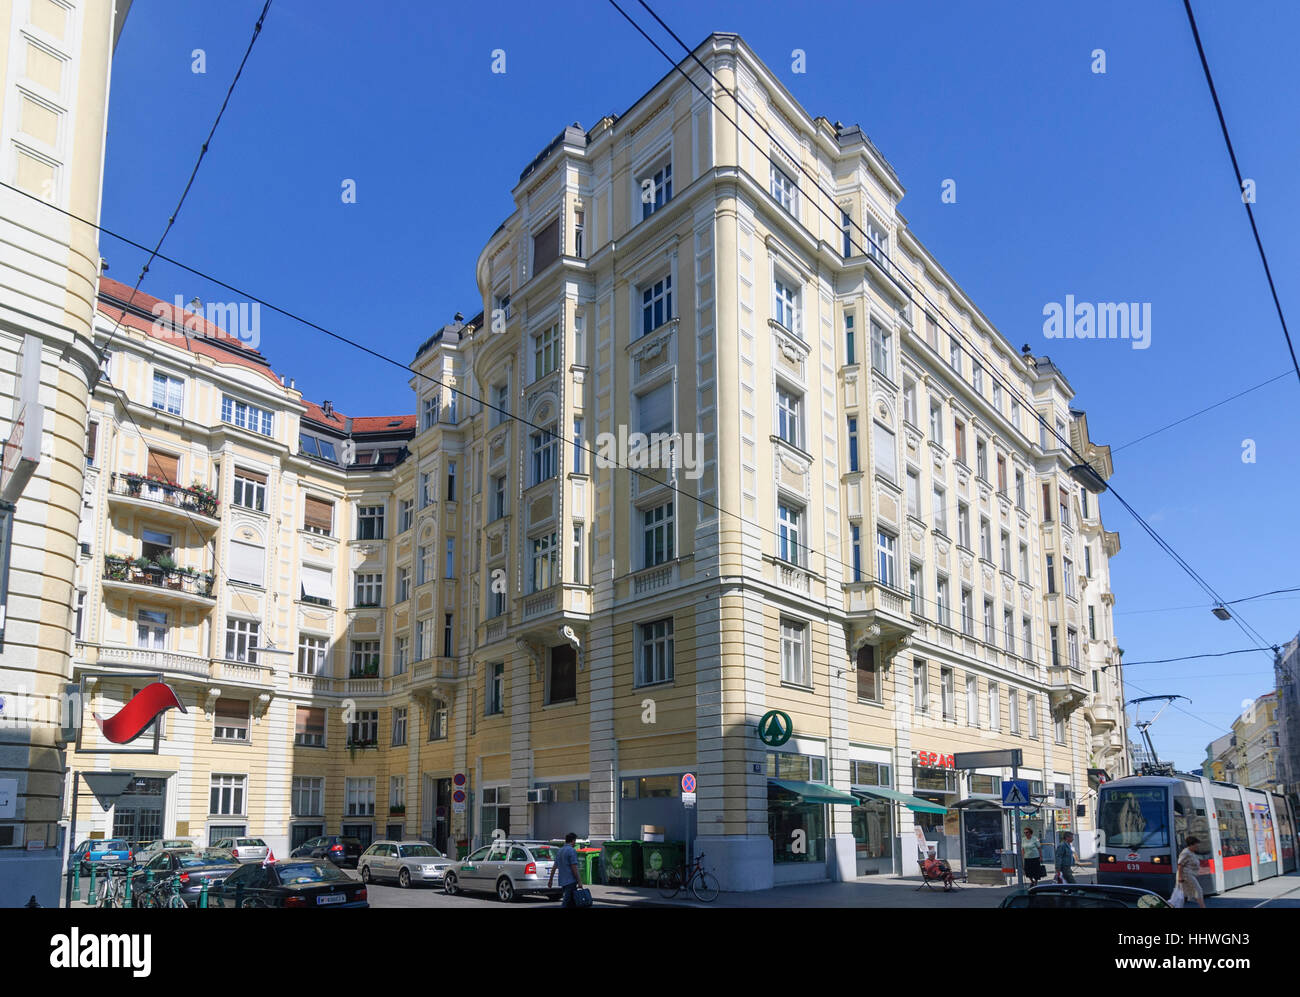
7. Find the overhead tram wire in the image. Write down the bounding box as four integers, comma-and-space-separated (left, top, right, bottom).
1183, 0, 1300, 393
1110, 370, 1292, 454
615, 0, 1278, 661
82, 0, 273, 592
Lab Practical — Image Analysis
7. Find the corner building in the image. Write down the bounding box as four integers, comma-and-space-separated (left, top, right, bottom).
67, 33, 1128, 891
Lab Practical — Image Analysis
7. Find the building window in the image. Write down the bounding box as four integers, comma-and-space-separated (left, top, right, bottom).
572, 524, 585, 585
780, 618, 809, 686
1028, 694, 1039, 738
972, 361, 984, 395
966, 675, 978, 727
997, 455, 1008, 494
933, 484, 947, 535
533, 323, 559, 381
1067, 628, 1081, 670
635, 617, 675, 686
873, 423, 897, 482
642, 501, 675, 568
983, 599, 996, 644
866, 216, 888, 262
929, 402, 944, 446
850, 524, 862, 582
953, 419, 967, 464
777, 502, 804, 565
1055, 715, 1066, 745
640, 159, 672, 219
548, 644, 577, 704
902, 378, 917, 426
446, 462, 456, 502
390, 775, 407, 815
347, 711, 379, 748
417, 545, 432, 586
847, 418, 860, 472
445, 538, 456, 579
486, 662, 505, 715
641, 273, 673, 336
1084, 544, 1093, 578
532, 215, 560, 273
776, 388, 802, 447
957, 502, 971, 548
876, 530, 897, 588
856, 645, 880, 702
914, 661, 929, 714
530, 532, 558, 592
531, 426, 558, 484
845, 314, 856, 364
979, 517, 992, 561
292, 776, 323, 815
770, 162, 797, 213
300, 564, 333, 606
1004, 610, 1015, 654
1042, 483, 1053, 521
152, 371, 184, 415
941, 667, 955, 719
870, 320, 891, 378
396, 566, 410, 602
221, 395, 273, 436
572, 418, 584, 474
1001, 531, 1012, 573
492, 475, 507, 520
1022, 617, 1033, 658
1050, 626, 1060, 668
416, 618, 432, 661
1046, 554, 1056, 594
840, 208, 853, 257
975, 438, 988, 480
214, 698, 249, 741
988, 682, 1001, 730
936, 576, 950, 628
1019, 542, 1029, 579
573, 209, 584, 258
297, 635, 327, 675
224, 618, 259, 664
1063, 558, 1075, 598
773, 277, 799, 335
232, 470, 266, 511
428, 699, 449, 741
1088, 606, 1097, 641
909, 563, 923, 616
398, 498, 414, 532
354, 573, 383, 608
636, 381, 674, 436
393, 635, 409, 675
210, 775, 246, 816
1015, 471, 1026, 510
350, 641, 380, 678
492, 382, 510, 426
391, 707, 408, 747
422, 396, 438, 431
906, 470, 920, 518
948, 336, 962, 373
303, 496, 333, 536
960, 587, 974, 636
443, 613, 454, 658
135, 609, 167, 652
345, 777, 376, 817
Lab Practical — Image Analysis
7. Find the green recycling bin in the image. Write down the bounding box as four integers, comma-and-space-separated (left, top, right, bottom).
601, 840, 642, 884
640, 841, 684, 886
577, 848, 602, 885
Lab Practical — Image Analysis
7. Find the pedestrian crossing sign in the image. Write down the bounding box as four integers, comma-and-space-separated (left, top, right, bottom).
1001, 779, 1031, 808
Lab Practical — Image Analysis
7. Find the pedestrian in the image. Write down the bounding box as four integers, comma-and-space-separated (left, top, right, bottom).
1022, 826, 1045, 886
546, 831, 584, 908
1054, 831, 1079, 884
1176, 836, 1207, 909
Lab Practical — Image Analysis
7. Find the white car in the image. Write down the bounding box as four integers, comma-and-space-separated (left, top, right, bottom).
359, 840, 452, 888
212, 836, 270, 863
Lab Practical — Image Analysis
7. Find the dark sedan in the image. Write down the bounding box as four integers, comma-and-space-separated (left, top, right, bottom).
210, 860, 369, 908
130, 849, 240, 907
289, 835, 363, 868
1001, 883, 1172, 909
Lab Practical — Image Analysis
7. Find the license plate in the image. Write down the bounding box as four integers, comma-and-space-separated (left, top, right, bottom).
317, 893, 345, 904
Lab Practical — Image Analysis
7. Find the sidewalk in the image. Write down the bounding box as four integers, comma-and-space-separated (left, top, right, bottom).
590, 873, 1032, 908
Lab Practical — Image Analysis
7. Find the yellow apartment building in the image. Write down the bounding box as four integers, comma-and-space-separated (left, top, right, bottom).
65, 33, 1128, 891
0, 0, 129, 906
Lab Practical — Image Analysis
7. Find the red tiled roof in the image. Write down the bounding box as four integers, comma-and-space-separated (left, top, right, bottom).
301, 399, 347, 428
351, 414, 416, 433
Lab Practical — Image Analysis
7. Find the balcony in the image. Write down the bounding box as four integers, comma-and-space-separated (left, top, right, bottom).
1089, 702, 1120, 730
844, 580, 916, 643
107, 473, 221, 529
88, 645, 273, 690
102, 555, 216, 607
1048, 662, 1090, 714
513, 585, 591, 645
291, 671, 338, 696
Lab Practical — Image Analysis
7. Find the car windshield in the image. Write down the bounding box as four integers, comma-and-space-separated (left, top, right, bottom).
399, 844, 443, 858
238, 839, 265, 847
1098, 788, 1170, 848
276, 862, 347, 885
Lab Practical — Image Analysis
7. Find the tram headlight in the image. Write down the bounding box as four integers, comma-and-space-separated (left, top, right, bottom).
1103, 854, 1115, 863
1152, 856, 1163, 864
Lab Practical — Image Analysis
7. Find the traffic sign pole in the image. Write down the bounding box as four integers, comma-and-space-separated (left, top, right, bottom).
1012, 760, 1024, 890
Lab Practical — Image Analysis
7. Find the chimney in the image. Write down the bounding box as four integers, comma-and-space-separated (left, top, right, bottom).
322, 400, 333, 417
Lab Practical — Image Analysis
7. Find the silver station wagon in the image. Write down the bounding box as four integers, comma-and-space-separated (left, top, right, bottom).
442, 840, 562, 902
359, 840, 453, 888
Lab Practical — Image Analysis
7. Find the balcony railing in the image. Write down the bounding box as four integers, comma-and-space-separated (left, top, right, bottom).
110, 473, 220, 519
103, 555, 215, 599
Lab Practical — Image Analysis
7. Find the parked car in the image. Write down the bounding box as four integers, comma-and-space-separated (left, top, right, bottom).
69, 838, 133, 875
135, 838, 195, 865
1000, 883, 1172, 909
210, 860, 368, 908
211, 836, 270, 863
359, 840, 452, 888
289, 835, 363, 868
129, 849, 240, 906
442, 840, 562, 902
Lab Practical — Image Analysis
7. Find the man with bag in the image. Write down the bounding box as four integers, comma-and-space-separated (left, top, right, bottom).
1054, 831, 1081, 883
547, 831, 588, 908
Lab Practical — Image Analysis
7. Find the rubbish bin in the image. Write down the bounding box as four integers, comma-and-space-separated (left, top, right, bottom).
576, 847, 602, 885
639, 841, 684, 886
601, 840, 641, 884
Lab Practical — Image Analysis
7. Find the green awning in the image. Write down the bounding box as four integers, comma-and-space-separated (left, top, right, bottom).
767, 779, 860, 806
852, 786, 949, 815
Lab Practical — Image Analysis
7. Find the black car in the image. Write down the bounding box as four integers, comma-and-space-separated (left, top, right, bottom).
1001, 883, 1172, 909
129, 849, 240, 907
289, 835, 363, 868
210, 860, 369, 908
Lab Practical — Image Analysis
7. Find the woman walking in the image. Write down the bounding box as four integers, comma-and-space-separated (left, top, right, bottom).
1022, 827, 1045, 886
1176, 836, 1207, 909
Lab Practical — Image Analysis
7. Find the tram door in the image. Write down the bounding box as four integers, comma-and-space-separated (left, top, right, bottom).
1211, 786, 1253, 890
1271, 794, 1296, 873
1246, 789, 1278, 881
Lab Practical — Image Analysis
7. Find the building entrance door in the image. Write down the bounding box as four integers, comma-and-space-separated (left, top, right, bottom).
435, 778, 451, 853
111, 776, 167, 847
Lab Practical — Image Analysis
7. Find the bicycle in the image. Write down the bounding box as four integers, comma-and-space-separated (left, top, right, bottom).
96, 866, 132, 908
136, 873, 188, 909
657, 851, 720, 902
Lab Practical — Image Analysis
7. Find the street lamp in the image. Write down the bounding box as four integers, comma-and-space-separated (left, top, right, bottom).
1068, 463, 1108, 495
1212, 605, 1232, 621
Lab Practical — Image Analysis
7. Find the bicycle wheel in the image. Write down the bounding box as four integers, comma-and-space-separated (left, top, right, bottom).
691, 870, 721, 903
166, 894, 187, 909
657, 869, 683, 899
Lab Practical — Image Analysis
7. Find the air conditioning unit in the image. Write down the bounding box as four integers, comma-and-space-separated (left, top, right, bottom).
526, 788, 552, 804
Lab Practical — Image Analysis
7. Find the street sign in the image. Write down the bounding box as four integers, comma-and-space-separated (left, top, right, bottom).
757, 710, 793, 747
1001, 779, 1031, 808
83, 771, 135, 811
453, 773, 466, 787
682, 792, 696, 807
681, 773, 696, 794
452, 789, 466, 804
953, 749, 1023, 769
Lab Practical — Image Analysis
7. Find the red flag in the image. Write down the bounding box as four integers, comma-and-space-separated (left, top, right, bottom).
263, 847, 275, 867
93, 681, 187, 744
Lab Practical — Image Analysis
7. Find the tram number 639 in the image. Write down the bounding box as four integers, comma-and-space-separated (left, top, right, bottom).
1125, 863, 1141, 871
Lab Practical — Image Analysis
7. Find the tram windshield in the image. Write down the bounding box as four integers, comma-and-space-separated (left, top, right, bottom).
1098, 787, 1170, 848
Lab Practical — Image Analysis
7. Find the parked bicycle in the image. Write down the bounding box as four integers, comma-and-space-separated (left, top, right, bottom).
135, 873, 188, 910
657, 851, 721, 902
96, 866, 133, 909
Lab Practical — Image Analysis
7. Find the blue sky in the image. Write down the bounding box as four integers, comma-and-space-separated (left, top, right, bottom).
101, 1, 1300, 769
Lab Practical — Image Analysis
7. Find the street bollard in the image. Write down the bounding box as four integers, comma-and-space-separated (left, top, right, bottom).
87, 866, 97, 906
72, 864, 80, 902
124, 871, 132, 908
199, 881, 209, 908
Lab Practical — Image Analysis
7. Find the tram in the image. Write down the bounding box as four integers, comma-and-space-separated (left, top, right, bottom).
1096, 773, 1298, 898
